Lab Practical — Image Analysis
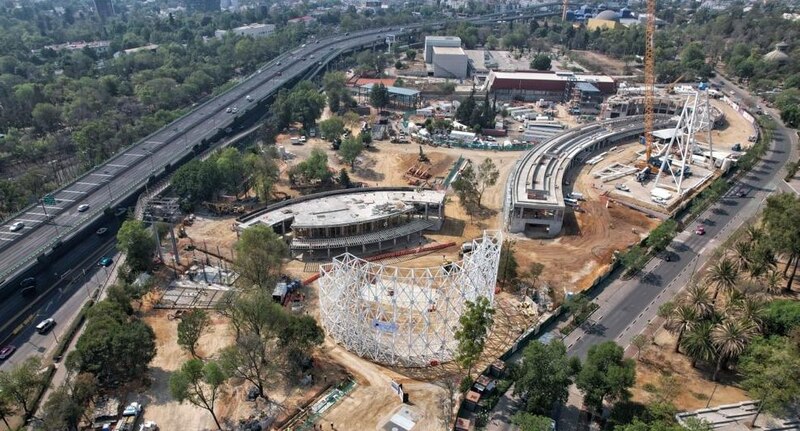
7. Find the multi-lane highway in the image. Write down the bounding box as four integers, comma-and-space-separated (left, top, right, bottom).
0, 6, 562, 291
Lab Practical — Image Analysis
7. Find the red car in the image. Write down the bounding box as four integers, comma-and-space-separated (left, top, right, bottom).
695, 225, 706, 235
0, 345, 16, 360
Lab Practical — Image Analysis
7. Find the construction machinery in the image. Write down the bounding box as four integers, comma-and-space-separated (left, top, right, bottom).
640, 0, 658, 174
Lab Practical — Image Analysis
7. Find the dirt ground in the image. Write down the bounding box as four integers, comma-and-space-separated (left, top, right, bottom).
139, 309, 350, 430
699, 99, 757, 150
174, 116, 667, 430
631, 327, 748, 411
570, 50, 631, 76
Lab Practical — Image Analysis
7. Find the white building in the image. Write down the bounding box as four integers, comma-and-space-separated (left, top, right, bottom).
215, 23, 276, 40
424, 36, 462, 63
432, 46, 468, 79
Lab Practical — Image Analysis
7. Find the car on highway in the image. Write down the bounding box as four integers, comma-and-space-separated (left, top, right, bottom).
0, 345, 16, 360
36, 318, 56, 334
99, 257, 114, 267
96, 227, 108, 235
737, 187, 748, 198
226, 107, 231, 113
246, 95, 253, 102
78, 204, 90, 212
9, 221, 24, 232
695, 225, 706, 235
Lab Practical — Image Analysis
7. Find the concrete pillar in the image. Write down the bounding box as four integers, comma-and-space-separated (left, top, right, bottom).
393, 237, 397, 246
424, 203, 428, 219
327, 247, 331, 258
378, 240, 382, 251
362, 244, 366, 253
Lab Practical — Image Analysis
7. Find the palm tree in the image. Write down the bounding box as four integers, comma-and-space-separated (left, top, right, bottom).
665, 305, 697, 353
744, 225, 764, 243
730, 241, 753, 274
748, 241, 777, 279
683, 284, 714, 319
680, 321, 716, 368
706, 257, 739, 303
710, 319, 757, 381
762, 270, 784, 295
731, 297, 765, 331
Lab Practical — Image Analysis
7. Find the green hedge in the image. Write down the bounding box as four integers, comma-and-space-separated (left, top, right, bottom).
53, 300, 94, 362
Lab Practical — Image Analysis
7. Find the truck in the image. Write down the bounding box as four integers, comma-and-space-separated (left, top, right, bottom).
116, 402, 142, 431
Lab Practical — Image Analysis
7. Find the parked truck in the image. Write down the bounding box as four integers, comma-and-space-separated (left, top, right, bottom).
116, 402, 142, 431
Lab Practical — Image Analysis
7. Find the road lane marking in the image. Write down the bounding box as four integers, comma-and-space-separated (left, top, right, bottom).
126, 153, 146, 157
77, 182, 100, 186
26, 212, 47, 216
90, 173, 113, 177
61, 190, 87, 194
107, 164, 127, 168
16, 218, 42, 223
58, 198, 75, 202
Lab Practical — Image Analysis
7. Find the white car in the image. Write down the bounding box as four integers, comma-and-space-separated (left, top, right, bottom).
78, 204, 90, 212
9, 222, 24, 232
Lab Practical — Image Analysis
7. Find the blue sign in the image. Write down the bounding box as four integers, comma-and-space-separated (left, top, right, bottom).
372, 319, 398, 333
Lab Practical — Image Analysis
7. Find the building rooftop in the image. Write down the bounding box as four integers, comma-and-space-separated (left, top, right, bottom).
575, 82, 601, 93
240, 190, 445, 229
490, 71, 615, 84
432, 46, 466, 55
360, 83, 420, 97
425, 35, 461, 42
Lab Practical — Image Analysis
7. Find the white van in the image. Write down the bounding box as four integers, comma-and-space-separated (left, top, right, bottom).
36, 318, 55, 334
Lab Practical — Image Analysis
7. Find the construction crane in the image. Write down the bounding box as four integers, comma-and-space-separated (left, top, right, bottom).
642, 0, 657, 171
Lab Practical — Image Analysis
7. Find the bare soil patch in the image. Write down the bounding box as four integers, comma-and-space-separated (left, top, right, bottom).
631, 327, 748, 411
570, 50, 630, 76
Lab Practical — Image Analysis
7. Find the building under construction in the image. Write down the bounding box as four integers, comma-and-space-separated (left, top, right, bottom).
238, 188, 445, 259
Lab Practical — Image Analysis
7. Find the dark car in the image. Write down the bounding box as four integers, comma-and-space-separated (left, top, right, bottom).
0, 345, 16, 360
737, 188, 748, 198
99, 257, 114, 267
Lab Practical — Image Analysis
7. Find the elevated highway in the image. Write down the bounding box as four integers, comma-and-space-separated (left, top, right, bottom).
507, 115, 676, 237
0, 6, 561, 294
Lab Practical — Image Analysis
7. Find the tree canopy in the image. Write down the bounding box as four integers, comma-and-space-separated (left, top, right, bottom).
234, 224, 287, 289
454, 296, 494, 376
576, 341, 636, 414
512, 340, 577, 415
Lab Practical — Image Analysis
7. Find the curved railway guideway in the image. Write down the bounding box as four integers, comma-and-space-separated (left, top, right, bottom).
0, 3, 563, 287
507, 115, 676, 237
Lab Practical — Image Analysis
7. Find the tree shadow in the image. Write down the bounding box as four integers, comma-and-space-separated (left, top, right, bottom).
438, 218, 466, 237
641, 271, 662, 286
710, 207, 728, 216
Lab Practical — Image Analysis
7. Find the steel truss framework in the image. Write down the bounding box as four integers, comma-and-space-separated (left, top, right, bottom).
318, 230, 503, 367
653, 90, 715, 196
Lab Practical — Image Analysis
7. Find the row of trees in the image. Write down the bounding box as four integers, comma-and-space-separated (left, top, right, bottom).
171, 146, 279, 207
454, 89, 498, 132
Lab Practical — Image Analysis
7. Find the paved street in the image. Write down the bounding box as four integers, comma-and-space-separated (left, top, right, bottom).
485, 78, 797, 430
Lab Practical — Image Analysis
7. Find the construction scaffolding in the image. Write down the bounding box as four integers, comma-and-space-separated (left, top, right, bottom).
317, 230, 503, 367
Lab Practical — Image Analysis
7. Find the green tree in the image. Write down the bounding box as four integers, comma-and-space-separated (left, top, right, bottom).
40, 383, 84, 431
219, 334, 275, 400
222, 290, 287, 341
172, 159, 221, 204
170, 359, 227, 430
763, 193, 800, 291
739, 336, 800, 427
234, 224, 287, 289
576, 341, 636, 415
476, 158, 500, 205
452, 163, 480, 213
761, 299, 800, 336
0, 356, 47, 418
710, 319, 757, 381
319, 116, 345, 141
370, 83, 390, 109
631, 334, 651, 361
681, 321, 716, 368
67, 301, 156, 386
781, 105, 800, 128
243, 151, 279, 204
454, 296, 495, 376
683, 284, 714, 319
31, 102, 62, 132
512, 340, 575, 415
530, 54, 552, 71
214, 147, 246, 197
665, 305, 697, 353
116, 220, 155, 272
406, 49, 417, 61
512, 412, 554, 431
498, 240, 518, 287
705, 257, 739, 302
339, 135, 364, 169
646, 219, 678, 253
289, 148, 333, 185
177, 309, 211, 358
338, 168, 352, 188
620, 245, 648, 275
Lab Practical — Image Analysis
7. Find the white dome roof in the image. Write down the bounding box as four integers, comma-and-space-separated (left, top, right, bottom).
595, 10, 619, 21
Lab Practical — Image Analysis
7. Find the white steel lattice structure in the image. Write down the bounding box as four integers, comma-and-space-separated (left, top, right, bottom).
318, 230, 503, 367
